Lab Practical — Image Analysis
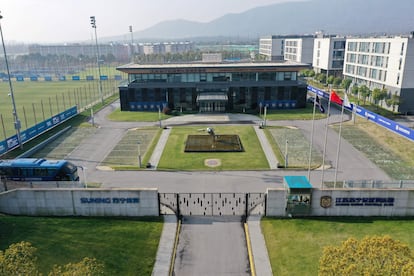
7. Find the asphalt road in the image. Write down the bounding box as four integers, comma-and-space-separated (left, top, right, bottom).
174, 216, 250, 276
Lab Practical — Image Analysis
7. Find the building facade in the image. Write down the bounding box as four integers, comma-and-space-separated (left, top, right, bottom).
313, 36, 346, 77
259, 35, 315, 63
284, 37, 314, 64
343, 35, 414, 114
259, 36, 285, 61
116, 61, 309, 113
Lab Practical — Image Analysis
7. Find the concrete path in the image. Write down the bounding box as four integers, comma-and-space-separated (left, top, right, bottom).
152, 215, 177, 276
148, 127, 171, 169
248, 216, 273, 276
254, 125, 279, 169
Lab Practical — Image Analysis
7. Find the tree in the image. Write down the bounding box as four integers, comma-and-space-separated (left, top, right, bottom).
351, 84, 359, 98
341, 79, 352, 94
386, 94, 401, 112
319, 235, 414, 276
49, 257, 104, 276
333, 77, 342, 87
0, 241, 104, 276
327, 75, 335, 86
372, 88, 388, 109
0, 241, 39, 275
359, 85, 371, 104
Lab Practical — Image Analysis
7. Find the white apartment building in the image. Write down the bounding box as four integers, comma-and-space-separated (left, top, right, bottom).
313, 37, 346, 77
259, 35, 285, 61
343, 35, 414, 114
284, 37, 314, 64
259, 35, 315, 64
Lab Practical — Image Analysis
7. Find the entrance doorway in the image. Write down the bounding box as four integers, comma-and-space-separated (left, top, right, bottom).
196, 93, 228, 112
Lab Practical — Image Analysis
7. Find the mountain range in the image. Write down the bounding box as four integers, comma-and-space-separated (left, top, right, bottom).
109, 0, 413, 42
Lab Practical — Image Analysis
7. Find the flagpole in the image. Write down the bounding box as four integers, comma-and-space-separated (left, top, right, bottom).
307, 94, 317, 180
321, 87, 332, 189
334, 98, 345, 188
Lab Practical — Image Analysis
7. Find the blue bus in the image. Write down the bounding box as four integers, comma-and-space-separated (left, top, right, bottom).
0, 158, 79, 181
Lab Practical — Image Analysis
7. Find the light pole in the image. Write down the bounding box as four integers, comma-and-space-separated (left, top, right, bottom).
137, 141, 142, 168
90, 16, 103, 105
129, 25, 134, 63
0, 12, 22, 149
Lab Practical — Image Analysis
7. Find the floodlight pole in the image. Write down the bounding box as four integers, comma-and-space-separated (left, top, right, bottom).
129, 25, 134, 63
90, 16, 104, 105
0, 12, 22, 149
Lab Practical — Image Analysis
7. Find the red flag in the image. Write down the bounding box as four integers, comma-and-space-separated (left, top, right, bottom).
330, 90, 343, 105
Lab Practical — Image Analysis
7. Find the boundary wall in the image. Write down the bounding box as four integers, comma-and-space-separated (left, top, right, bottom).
1, 188, 414, 217
0, 188, 159, 216
266, 188, 414, 217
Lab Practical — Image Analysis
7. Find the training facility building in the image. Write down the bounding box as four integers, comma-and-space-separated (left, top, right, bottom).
343, 34, 414, 114
116, 60, 310, 113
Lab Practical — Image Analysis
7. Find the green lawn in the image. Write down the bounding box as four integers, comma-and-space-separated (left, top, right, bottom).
262, 105, 326, 121
158, 125, 269, 170
262, 217, 414, 275
0, 216, 163, 276
107, 108, 172, 122
101, 127, 161, 169
0, 79, 119, 137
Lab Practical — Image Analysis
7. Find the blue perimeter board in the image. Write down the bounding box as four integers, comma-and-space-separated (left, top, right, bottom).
284, 176, 312, 189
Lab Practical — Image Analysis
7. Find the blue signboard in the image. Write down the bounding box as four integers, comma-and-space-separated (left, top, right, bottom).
30, 76, 38, 81
100, 75, 108, 80
72, 76, 80, 81
59, 76, 66, 81
16, 76, 24, 82
114, 75, 122, 80
307, 85, 414, 142
129, 101, 167, 111
86, 75, 94, 81
0, 106, 78, 155
44, 76, 52, 81
259, 100, 297, 109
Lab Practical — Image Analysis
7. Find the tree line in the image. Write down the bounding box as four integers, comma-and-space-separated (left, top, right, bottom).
301, 69, 400, 112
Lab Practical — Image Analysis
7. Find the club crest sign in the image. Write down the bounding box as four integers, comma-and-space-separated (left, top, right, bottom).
320, 196, 332, 208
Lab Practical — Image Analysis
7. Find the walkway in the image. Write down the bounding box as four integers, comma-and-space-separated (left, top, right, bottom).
254, 125, 279, 169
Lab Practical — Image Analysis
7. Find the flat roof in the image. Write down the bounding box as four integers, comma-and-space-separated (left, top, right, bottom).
284, 176, 313, 189
117, 60, 309, 73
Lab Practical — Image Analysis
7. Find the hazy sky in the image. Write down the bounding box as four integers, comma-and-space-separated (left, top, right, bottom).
0, 0, 303, 43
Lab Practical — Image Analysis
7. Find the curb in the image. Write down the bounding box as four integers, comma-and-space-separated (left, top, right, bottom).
244, 223, 256, 276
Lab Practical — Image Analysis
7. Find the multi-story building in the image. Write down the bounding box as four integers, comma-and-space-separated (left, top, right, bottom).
28, 43, 130, 62
313, 36, 346, 77
259, 35, 285, 61
116, 61, 309, 113
284, 37, 314, 64
343, 35, 414, 114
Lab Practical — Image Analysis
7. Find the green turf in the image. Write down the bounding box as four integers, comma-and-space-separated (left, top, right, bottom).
157, 126, 269, 170
266, 126, 323, 169
0, 216, 163, 276
261, 105, 326, 121
107, 108, 172, 122
261, 217, 414, 276
0, 79, 119, 137
101, 127, 160, 169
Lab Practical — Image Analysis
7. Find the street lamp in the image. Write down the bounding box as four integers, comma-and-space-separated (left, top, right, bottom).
0, 12, 22, 149
129, 25, 134, 63
90, 16, 103, 105
137, 141, 142, 168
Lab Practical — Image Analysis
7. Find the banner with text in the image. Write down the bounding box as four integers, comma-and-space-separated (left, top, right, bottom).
307, 85, 414, 142
0, 106, 78, 155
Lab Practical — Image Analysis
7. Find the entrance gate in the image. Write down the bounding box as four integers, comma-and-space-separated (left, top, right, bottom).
159, 193, 265, 216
